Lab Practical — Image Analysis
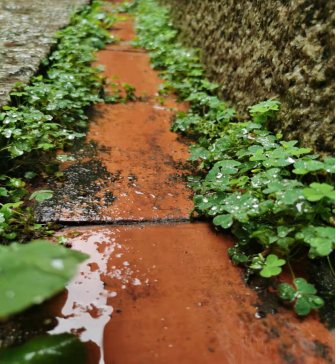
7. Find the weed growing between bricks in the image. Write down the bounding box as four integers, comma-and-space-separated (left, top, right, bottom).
126, 0, 335, 318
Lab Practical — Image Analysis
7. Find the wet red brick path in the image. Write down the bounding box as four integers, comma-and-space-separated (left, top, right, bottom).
42, 11, 335, 364
36, 15, 193, 223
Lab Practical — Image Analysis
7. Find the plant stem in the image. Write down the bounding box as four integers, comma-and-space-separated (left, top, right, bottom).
289, 245, 302, 258
327, 256, 335, 277
309, 199, 322, 224
287, 258, 296, 280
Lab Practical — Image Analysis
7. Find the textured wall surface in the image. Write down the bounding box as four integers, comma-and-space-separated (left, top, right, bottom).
0, 0, 90, 107
160, 0, 335, 155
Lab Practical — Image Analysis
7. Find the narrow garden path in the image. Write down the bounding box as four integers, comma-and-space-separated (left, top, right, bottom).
40, 13, 335, 364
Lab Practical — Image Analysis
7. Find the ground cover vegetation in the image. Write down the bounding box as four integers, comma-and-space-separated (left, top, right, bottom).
127, 0, 335, 317
0, 1, 131, 360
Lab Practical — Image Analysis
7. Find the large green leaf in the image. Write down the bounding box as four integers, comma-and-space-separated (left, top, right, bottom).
0, 334, 86, 364
0, 240, 89, 318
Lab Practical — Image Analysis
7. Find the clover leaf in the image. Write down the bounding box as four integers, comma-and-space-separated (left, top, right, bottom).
323, 157, 335, 173
0, 188, 8, 197
228, 247, 248, 265
213, 214, 233, 229
0, 202, 23, 221
303, 183, 335, 202
278, 278, 324, 315
292, 160, 326, 175
248, 99, 280, 116
56, 154, 75, 162
213, 160, 241, 174
24, 171, 37, 179
250, 254, 286, 277
188, 146, 210, 161
232, 253, 248, 265
6, 178, 25, 189
251, 228, 278, 245
277, 226, 294, 238
29, 190, 54, 202
263, 180, 302, 194
298, 226, 335, 258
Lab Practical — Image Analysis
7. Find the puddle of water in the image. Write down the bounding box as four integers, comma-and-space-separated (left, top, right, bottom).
49, 228, 145, 364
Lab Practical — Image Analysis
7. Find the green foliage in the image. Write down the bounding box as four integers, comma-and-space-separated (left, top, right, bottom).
0, 176, 55, 243
303, 183, 335, 202
1, 2, 117, 163
29, 190, 54, 202
250, 254, 286, 278
0, 240, 88, 318
0, 334, 87, 363
132, 0, 335, 316
0, 1, 122, 244
278, 278, 325, 315
112, 1, 137, 13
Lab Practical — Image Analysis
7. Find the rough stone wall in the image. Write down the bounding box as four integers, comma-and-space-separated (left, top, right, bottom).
0, 0, 90, 107
160, 0, 335, 155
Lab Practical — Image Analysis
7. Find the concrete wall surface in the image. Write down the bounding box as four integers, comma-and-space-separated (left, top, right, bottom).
160, 0, 335, 155
0, 0, 90, 107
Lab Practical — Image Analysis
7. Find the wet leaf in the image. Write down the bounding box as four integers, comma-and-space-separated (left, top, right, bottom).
56, 154, 75, 162
295, 296, 312, 315
0, 240, 89, 318
293, 160, 325, 173
56, 236, 69, 245
315, 240, 332, 256
278, 278, 324, 315
278, 236, 295, 248
248, 99, 280, 115
29, 190, 54, 202
303, 183, 335, 202
24, 171, 37, 179
7, 178, 26, 189
213, 214, 233, 229
278, 283, 296, 301
0, 334, 86, 364
260, 254, 286, 277
0, 188, 8, 197
232, 253, 248, 265
251, 229, 277, 245
294, 278, 317, 294
323, 158, 335, 173
263, 180, 302, 194
277, 226, 294, 238
0, 202, 23, 221
214, 160, 241, 174
299, 226, 335, 258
